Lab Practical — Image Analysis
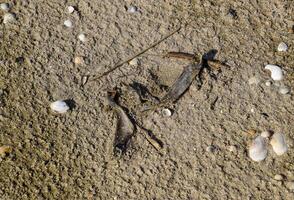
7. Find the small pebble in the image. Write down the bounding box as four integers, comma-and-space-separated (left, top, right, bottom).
64, 20, 73, 28
248, 76, 260, 85
162, 108, 172, 117
129, 58, 139, 66
67, 6, 75, 14
228, 145, 237, 152
277, 42, 288, 52
50, 100, 69, 114
265, 81, 272, 86
3, 13, 16, 24
78, 33, 86, 42
0, 3, 10, 11
261, 131, 271, 138
274, 174, 284, 181
285, 181, 294, 190
74, 56, 83, 65
279, 86, 290, 95
127, 6, 138, 13
250, 108, 254, 113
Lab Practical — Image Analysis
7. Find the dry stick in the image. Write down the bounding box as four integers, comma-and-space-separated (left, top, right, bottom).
90, 25, 182, 82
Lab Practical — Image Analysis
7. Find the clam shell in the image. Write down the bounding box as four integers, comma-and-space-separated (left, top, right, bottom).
265, 64, 283, 81
270, 133, 288, 155
248, 136, 267, 162
50, 100, 69, 114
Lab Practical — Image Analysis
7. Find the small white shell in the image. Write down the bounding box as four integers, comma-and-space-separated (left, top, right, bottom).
3, 13, 16, 24
127, 6, 138, 13
274, 174, 283, 181
265, 64, 283, 81
0, 3, 10, 11
129, 58, 139, 66
50, 100, 69, 114
248, 136, 268, 162
265, 81, 272, 86
261, 131, 271, 138
67, 6, 75, 14
277, 42, 288, 52
78, 33, 86, 42
279, 86, 290, 95
64, 20, 73, 28
270, 133, 288, 156
162, 108, 172, 117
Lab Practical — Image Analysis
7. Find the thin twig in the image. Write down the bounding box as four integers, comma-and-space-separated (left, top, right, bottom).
89, 25, 182, 82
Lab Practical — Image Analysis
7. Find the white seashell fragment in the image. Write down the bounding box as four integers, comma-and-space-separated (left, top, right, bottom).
128, 58, 139, 66
0, 3, 10, 11
127, 6, 138, 13
64, 20, 73, 28
279, 86, 290, 95
248, 136, 267, 162
265, 64, 283, 81
162, 108, 172, 117
78, 33, 86, 42
261, 131, 271, 138
67, 6, 75, 14
277, 42, 288, 52
206, 145, 216, 153
274, 174, 284, 181
270, 133, 288, 155
3, 13, 16, 24
50, 100, 69, 114
265, 81, 272, 86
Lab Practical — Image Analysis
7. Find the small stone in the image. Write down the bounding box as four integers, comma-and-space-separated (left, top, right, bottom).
228, 145, 237, 152
78, 33, 86, 42
285, 181, 294, 190
162, 108, 172, 117
67, 6, 75, 14
277, 42, 288, 52
248, 76, 260, 85
0, 145, 12, 156
261, 131, 271, 138
3, 13, 16, 24
0, 3, 10, 11
50, 100, 69, 114
265, 81, 272, 86
128, 58, 139, 66
64, 20, 73, 28
274, 174, 283, 181
74, 56, 83, 64
279, 86, 290, 95
250, 108, 254, 113
127, 6, 138, 13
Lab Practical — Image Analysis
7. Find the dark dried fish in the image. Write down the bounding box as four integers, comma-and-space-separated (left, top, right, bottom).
107, 92, 135, 155
161, 62, 202, 103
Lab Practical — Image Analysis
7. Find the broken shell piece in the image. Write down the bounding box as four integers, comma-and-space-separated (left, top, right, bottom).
0, 145, 12, 156
265, 64, 283, 81
270, 133, 288, 156
265, 81, 272, 86
64, 20, 73, 28
78, 33, 86, 42
277, 42, 288, 52
162, 108, 172, 117
3, 13, 16, 24
274, 174, 284, 181
0, 3, 10, 11
74, 56, 83, 64
261, 131, 271, 138
67, 6, 75, 13
248, 136, 267, 162
128, 58, 139, 66
127, 6, 138, 13
279, 86, 290, 95
50, 100, 69, 114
